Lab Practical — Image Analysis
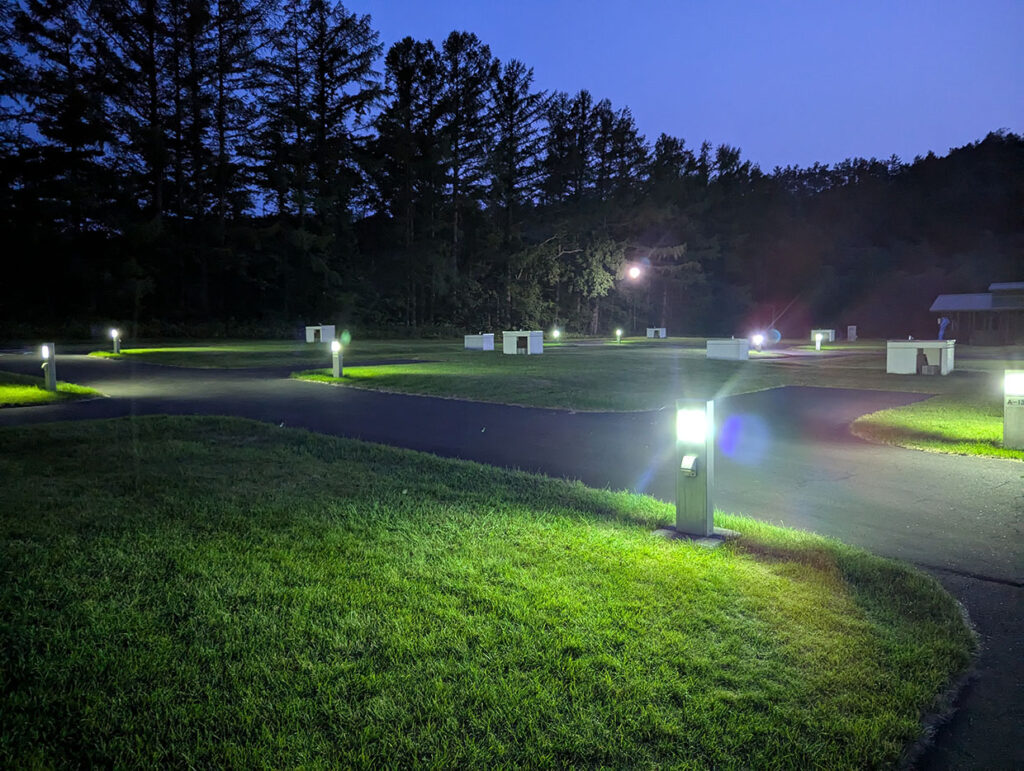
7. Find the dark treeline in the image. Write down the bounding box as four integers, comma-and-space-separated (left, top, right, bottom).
1, 0, 1021, 338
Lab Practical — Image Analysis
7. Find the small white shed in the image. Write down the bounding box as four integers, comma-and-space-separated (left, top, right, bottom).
886, 339, 955, 375
502, 330, 543, 355
706, 339, 750, 360
646, 328, 667, 338
305, 324, 336, 343
464, 333, 495, 351
811, 329, 835, 343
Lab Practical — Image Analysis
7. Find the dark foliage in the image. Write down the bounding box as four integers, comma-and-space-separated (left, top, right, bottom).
1, 1, 1020, 338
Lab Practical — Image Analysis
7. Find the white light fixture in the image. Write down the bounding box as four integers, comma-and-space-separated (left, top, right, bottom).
752, 333, 764, 348
676, 408, 709, 445
815, 332, 823, 351
615, 328, 622, 342
110, 328, 119, 339
110, 328, 121, 354
1006, 371, 1024, 397
330, 339, 341, 354
628, 265, 641, 280
1005, 369, 1024, 450
675, 399, 715, 537
552, 329, 561, 339
331, 339, 343, 377
40, 343, 56, 391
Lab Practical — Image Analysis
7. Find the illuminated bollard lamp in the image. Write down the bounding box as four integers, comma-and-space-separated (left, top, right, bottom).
331, 339, 343, 378
110, 328, 121, 354
675, 399, 715, 537
815, 332, 823, 351
41, 343, 57, 391
1005, 370, 1024, 450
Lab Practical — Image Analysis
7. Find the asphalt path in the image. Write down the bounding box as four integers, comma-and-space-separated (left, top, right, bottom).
1, 354, 1021, 769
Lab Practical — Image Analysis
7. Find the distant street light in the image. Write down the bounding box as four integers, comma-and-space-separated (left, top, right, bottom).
552, 328, 561, 340
627, 265, 641, 280
110, 328, 121, 354
752, 333, 764, 352
331, 339, 343, 378
615, 328, 623, 343
41, 343, 56, 391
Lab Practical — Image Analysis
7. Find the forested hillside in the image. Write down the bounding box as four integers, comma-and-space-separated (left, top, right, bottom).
1, 0, 1020, 338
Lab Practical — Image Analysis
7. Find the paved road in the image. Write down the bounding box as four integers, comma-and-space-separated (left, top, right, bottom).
1, 354, 1021, 768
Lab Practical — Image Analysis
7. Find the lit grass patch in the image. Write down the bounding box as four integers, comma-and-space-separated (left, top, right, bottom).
88, 339, 460, 368
852, 393, 1023, 460
0, 416, 974, 767
0, 370, 99, 407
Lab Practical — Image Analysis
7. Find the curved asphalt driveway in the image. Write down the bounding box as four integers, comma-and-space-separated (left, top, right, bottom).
1, 354, 1021, 769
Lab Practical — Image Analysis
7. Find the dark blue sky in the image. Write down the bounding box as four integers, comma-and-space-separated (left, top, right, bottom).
347, 0, 1023, 171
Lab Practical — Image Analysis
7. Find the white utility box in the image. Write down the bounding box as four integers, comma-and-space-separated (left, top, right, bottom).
464, 333, 494, 351
706, 339, 750, 360
1004, 370, 1024, 450
811, 328, 835, 343
847, 325, 857, 341
646, 327, 667, 338
886, 339, 955, 375
305, 324, 336, 343
502, 330, 543, 355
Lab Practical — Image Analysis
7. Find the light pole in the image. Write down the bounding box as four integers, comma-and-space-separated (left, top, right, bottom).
675, 399, 714, 537
815, 332, 823, 351
1005, 370, 1024, 450
615, 328, 622, 343
41, 343, 56, 391
111, 328, 121, 354
331, 339, 343, 378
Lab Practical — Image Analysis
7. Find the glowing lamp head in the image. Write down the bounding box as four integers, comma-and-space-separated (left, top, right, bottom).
752, 333, 764, 347
330, 340, 341, 354
627, 265, 641, 280
615, 329, 622, 339
676, 407, 709, 445
1006, 371, 1024, 397
41, 344, 50, 360
815, 333, 823, 343
110, 328, 119, 340
552, 329, 561, 339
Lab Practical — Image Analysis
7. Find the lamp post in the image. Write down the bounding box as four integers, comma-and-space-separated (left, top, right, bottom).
615, 328, 622, 343
331, 339, 343, 378
752, 333, 764, 352
111, 328, 121, 354
41, 343, 56, 391
815, 332, 823, 351
675, 399, 715, 537
1005, 370, 1024, 450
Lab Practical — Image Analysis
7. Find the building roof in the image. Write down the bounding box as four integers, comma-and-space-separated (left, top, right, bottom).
930, 294, 993, 312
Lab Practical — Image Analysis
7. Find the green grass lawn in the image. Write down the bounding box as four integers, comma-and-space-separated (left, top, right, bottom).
89, 339, 461, 368
0, 370, 99, 407
0, 416, 974, 767
852, 394, 1024, 460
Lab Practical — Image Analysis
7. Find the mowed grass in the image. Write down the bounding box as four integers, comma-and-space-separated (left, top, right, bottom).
0, 370, 99, 407
89, 339, 460, 368
0, 417, 974, 767
853, 394, 1024, 460
293, 339, 1018, 411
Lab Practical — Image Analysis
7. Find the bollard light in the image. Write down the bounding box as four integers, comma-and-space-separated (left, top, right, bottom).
40, 342, 56, 391
331, 339, 343, 378
815, 332, 823, 351
110, 328, 121, 354
552, 328, 561, 340
674, 398, 715, 537
616, 328, 622, 343
752, 333, 764, 351
1005, 370, 1024, 450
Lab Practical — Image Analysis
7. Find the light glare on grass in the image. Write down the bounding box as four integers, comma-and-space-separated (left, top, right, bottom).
676, 408, 709, 444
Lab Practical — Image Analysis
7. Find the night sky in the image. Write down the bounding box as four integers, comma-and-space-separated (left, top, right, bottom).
348, 0, 1023, 171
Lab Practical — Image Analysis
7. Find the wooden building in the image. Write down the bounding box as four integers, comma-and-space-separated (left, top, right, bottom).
929, 282, 1024, 345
